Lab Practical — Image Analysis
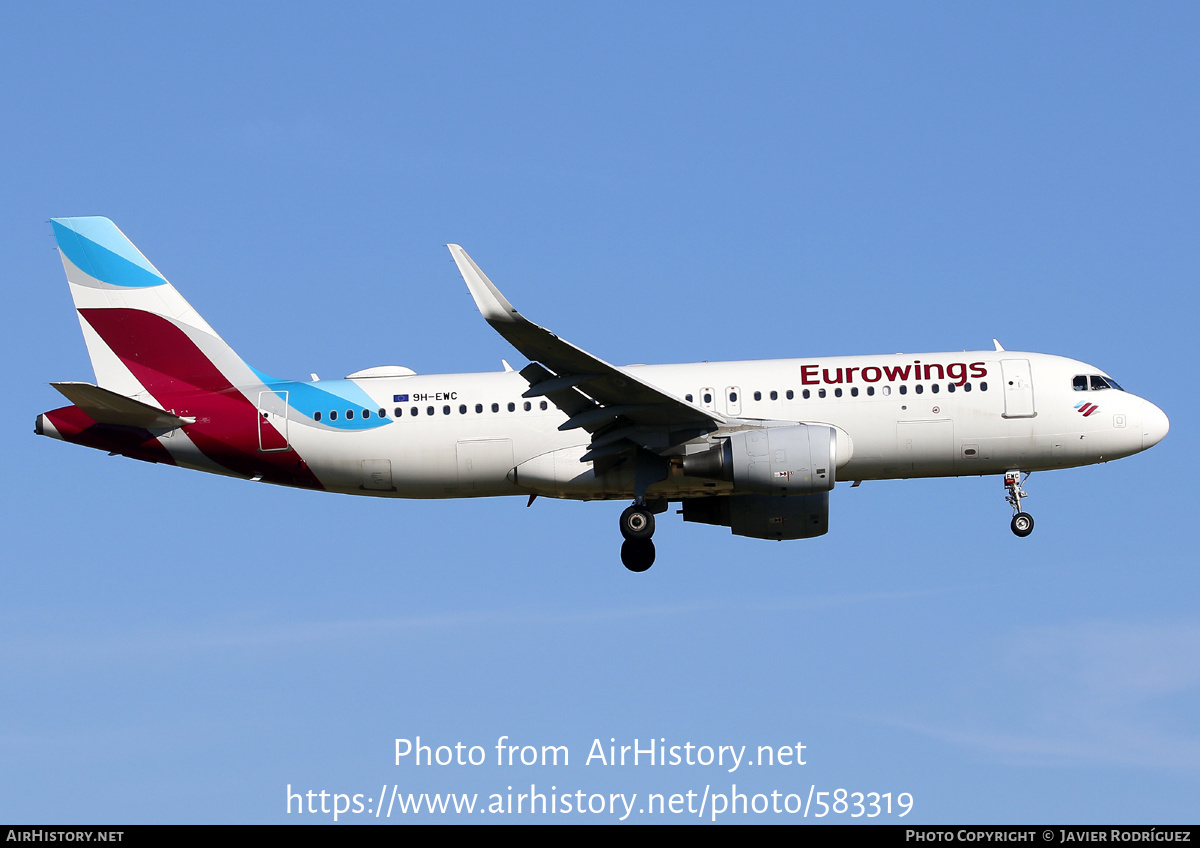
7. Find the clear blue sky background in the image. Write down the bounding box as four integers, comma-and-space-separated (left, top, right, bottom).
2, 3, 1197, 824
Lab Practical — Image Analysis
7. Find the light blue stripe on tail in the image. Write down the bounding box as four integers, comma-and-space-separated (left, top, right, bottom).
51, 217, 167, 288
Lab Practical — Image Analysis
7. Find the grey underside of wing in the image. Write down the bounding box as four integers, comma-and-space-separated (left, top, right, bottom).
51, 382, 193, 429
447, 245, 724, 456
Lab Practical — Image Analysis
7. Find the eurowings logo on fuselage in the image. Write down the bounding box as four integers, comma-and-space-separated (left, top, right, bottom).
799, 361, 988, 386
1075, 401, 1099, 417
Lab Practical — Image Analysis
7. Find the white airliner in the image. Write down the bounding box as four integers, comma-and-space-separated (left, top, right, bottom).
38, 217, 1169, 570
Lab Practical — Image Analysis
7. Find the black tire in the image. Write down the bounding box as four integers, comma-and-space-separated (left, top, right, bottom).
621, 540, 656, 572
1010, 512, 1034, 537
619, 505, 655, 541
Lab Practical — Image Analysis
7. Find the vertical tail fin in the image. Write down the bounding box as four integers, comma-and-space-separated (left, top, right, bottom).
46, 217, 324, 489
51, 217, 255, 400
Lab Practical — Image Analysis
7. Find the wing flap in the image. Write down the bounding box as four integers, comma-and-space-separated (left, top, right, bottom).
517, 362, 594, 418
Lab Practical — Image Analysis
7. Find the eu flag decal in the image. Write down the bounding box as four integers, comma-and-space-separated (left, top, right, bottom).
394, 394, 409, 402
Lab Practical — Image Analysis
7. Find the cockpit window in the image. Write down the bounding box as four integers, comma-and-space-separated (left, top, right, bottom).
1075, 374, 1125, 392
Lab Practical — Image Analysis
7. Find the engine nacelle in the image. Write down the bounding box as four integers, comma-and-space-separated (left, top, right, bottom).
682, 493, 829, 540
682, 424, 839, 495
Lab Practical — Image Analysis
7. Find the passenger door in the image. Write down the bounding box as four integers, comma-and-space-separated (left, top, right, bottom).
1000, 359, 1036, 418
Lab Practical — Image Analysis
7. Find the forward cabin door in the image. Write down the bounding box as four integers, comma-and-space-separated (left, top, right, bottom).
1000, 359, 1036, 418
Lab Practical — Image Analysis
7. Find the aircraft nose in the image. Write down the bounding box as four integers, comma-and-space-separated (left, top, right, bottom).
1141, 400, 1169, 450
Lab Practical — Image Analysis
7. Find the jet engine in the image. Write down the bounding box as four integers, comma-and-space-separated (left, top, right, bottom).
680, 424, 840, 495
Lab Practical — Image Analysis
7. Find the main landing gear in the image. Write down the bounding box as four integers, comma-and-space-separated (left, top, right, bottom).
1004, 470, 1034, 538
619, 502, 658, 572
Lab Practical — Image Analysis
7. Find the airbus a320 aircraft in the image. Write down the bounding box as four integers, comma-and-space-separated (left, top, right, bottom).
38, 217, 1169, 571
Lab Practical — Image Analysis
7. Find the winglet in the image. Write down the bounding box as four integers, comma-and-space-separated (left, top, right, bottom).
447, 244, 519, 324
993, 338, 1005, 351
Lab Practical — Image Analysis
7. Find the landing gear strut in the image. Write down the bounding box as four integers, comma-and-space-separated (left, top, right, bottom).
618, 452, 670, 572
619, 501, 658, 572
1004, 470, 1034, 538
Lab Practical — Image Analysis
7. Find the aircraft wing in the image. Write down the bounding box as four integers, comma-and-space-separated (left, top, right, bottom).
448, 245, 725, 460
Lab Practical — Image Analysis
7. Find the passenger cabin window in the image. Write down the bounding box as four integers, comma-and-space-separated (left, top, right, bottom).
786, 390, 794, 400
314, 411, 322, 422
753, 391, 762, 401
685, 394, 693, 402
492, 403, 499, 413
540, 401, 548, 410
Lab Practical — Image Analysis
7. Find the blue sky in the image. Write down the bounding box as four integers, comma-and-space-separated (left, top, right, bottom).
2, 3, 1197, 823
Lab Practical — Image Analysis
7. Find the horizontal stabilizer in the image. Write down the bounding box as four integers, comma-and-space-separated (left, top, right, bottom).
50, 382, 195, 429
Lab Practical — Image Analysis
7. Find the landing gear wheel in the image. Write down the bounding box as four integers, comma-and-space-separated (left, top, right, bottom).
1010, 512, 1034, 538
621, 540, 656, 572
619, 505, 655, 541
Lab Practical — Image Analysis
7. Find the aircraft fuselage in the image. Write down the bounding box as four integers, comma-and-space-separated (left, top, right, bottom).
36, 217, 1169, 566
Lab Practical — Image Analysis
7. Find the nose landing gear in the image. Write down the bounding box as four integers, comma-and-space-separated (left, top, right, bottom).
1005, 470, 1034, 537
619, 502, 658, 571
